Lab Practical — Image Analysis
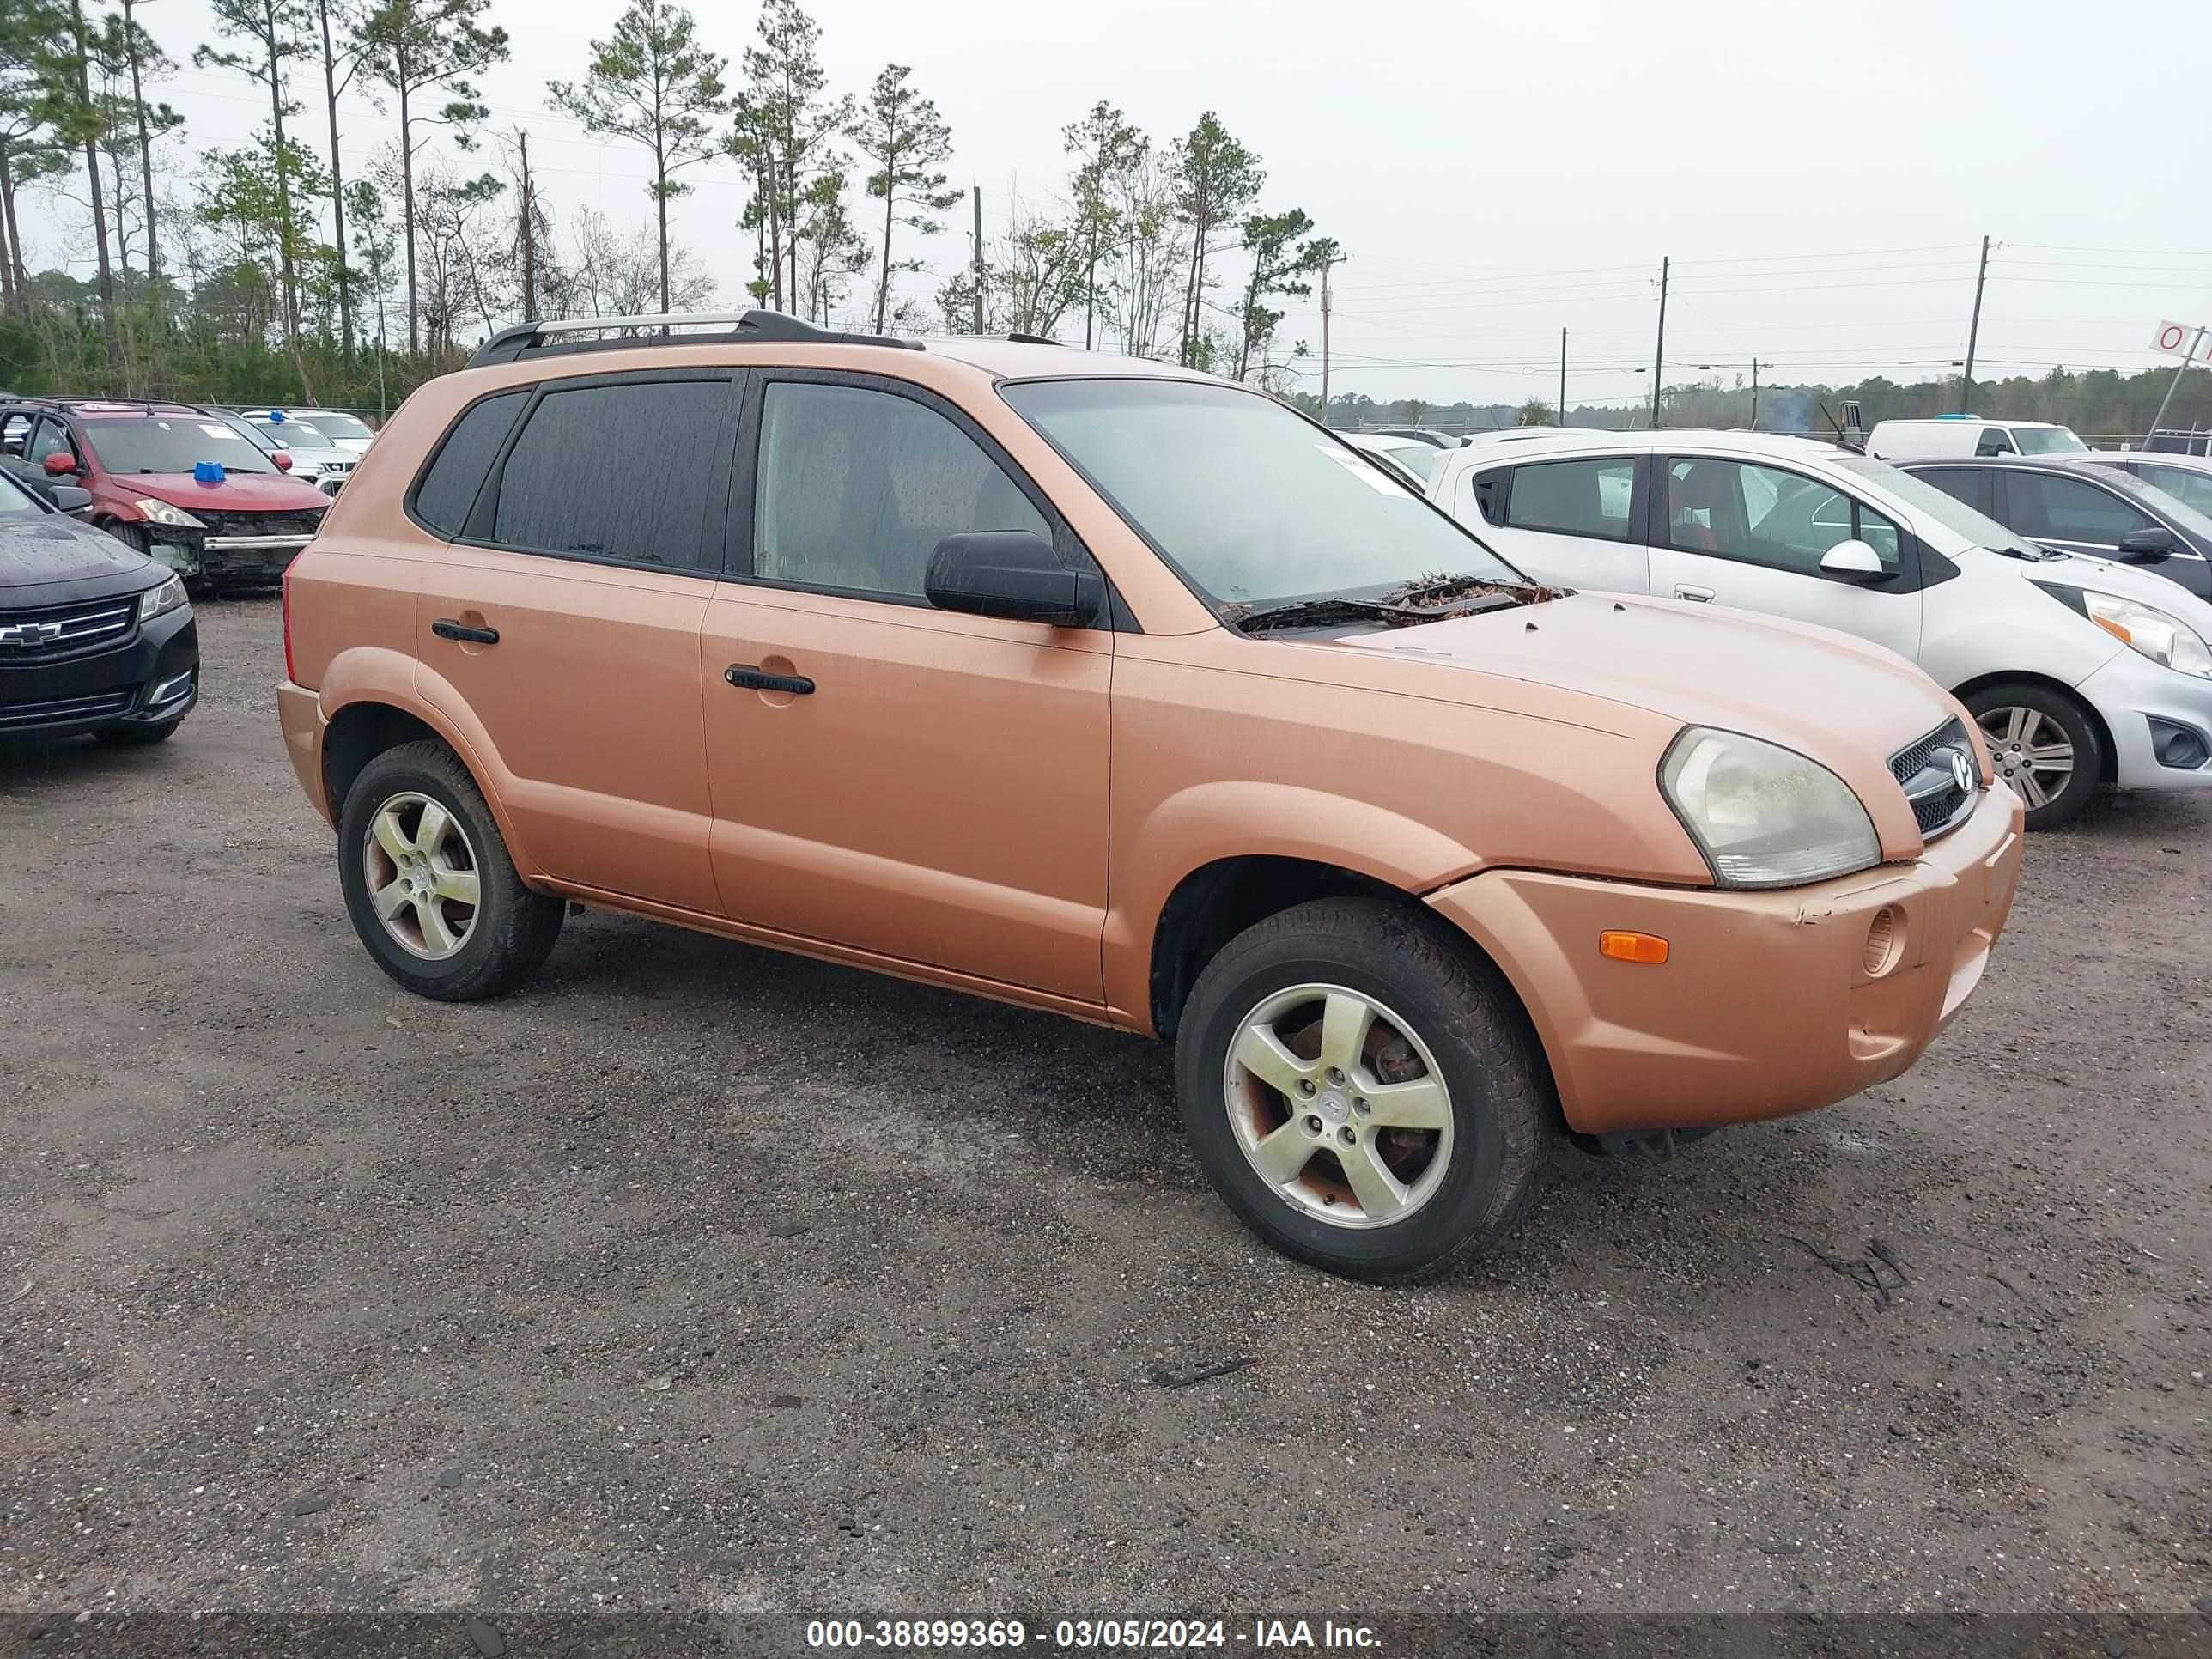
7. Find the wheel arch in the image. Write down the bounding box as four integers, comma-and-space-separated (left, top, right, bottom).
1952, 669, 2118, 785
318, 678, 543, 879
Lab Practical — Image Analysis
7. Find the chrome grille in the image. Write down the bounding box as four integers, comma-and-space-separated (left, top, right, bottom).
1890, 717, 1978, 840
0, 597, 135, 656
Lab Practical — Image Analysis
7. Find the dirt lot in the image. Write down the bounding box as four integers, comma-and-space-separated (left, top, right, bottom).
3, 597, 2209, 1632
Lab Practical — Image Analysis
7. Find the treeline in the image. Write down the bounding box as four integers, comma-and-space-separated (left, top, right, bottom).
1304, 363, 2212, 442
0, 0, 1337, 408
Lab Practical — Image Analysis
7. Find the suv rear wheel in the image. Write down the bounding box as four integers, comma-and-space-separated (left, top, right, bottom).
337, 740, 564, 1000
1965, 681, 2102, 830
1174, 897, 1547, 1282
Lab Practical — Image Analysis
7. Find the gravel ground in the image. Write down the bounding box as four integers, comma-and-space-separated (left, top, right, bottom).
2, 597, 2208, 1633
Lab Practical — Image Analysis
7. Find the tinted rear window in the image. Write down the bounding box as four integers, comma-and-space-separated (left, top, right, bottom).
489, 380, 731, 568
414, 392, 526, 537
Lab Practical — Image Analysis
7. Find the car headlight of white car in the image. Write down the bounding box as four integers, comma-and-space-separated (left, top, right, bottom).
134, 497, 205, 529
137, 573, 188, 622
1660, 726, 1881, 889
2059, 587, 2212, 680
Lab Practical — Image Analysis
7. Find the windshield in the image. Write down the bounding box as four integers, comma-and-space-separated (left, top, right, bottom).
2013, 427, 2086, 455
0, 466, 46, 523
82, 417, 275, 476
289, 410, 374, 443
1833, 456, 2026, 551
1000, 379, 1522, 608
255, 418, 335, 448
1374, 441, 1441, 483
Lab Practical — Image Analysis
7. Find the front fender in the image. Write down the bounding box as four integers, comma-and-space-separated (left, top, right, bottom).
1102, 781, 1482, 1028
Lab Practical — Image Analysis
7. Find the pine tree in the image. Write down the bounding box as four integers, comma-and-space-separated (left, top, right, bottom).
852, 64, 957, 334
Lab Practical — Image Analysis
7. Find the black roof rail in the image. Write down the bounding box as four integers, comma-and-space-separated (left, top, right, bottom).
468, 309, 925, 368
1006, 332, 1060, 346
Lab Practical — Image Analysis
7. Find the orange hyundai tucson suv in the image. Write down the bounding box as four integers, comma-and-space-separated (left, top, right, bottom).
277, 312, 2024, 1281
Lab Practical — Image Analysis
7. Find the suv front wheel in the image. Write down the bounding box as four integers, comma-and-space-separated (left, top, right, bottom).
1174, 897, 1548, 1282
337, 740, 565, 1000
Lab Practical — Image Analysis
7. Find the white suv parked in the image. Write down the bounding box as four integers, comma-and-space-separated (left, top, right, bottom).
1419, 428, 2212, 827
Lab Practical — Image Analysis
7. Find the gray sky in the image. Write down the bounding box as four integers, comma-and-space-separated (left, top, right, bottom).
45, 0, 2212, 408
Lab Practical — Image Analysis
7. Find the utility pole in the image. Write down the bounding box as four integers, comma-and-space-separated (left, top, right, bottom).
518, 131, 537, 324
1559, 326, 1567, 427
971, 186, 985, 335
1960, 234, 1990, 412
2144, 325, 2208, 450
1649, 255, 1668, 428
1750, 356, 1759, 429
1319, 251, 1346, 423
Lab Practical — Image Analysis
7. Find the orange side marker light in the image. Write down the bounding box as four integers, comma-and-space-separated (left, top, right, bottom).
1599, 930, 1670, 965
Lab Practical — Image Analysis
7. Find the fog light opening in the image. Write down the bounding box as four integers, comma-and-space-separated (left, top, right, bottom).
2147, 716, 2210, 771
1863, 907, 1904, 978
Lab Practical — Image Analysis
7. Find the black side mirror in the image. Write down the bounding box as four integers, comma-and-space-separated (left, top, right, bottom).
51, 484, 93, 516
2116, 526, 2179, 563
925, 531, 1102, 627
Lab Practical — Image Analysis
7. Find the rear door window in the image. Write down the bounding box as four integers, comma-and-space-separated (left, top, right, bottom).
411, 392, 527, 538
2003, 473, 2154, 544
487, 377, 737, 570
1503, 458, 1635, 540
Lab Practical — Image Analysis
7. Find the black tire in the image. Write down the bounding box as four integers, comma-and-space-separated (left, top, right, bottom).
1964, 680, 2103, 830
1173, 896, 1549, 1283
106, 520, 152, 555
94, 720, 181, 746
337, 738, 563, 1000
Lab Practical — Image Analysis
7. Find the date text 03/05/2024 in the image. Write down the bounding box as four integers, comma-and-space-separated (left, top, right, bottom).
804, 1618, 1383, 1650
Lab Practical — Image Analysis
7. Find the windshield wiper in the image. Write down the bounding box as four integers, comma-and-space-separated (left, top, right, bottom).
1230, 585, 1529, 636
1232, 598, 1396, 635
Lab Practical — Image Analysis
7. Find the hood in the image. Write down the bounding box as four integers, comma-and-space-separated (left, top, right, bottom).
131, 471, 333, 512
1998, 545, 2212, 625
1312, 592, 1968, 827
0, 514, 160, 599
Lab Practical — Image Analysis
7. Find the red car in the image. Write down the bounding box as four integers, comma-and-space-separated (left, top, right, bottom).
0, 399, 331, 589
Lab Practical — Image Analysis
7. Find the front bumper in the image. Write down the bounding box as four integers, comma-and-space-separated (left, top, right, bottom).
2075, 649, 2212, 790
1428, 785, 2026, 1136
143, 530, 314, 586
0, 605, 199, 738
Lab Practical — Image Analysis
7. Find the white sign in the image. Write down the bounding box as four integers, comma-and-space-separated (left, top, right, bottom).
2151, 319, 2209, 360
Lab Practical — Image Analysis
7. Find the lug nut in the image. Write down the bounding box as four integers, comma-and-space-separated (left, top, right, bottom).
1297, 1079, 1316, 1097
1327, 1066, 1346, 1085
1304, 1115, 1323, 1134
1337, 1127, 1357, 1146
1352, 1097, 1370, 1115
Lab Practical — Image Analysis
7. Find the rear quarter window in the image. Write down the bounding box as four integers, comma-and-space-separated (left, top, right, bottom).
412, 392, 528, 538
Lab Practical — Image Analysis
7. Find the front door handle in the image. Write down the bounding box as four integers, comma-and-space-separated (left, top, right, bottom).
724, 664, 815, 695
432, 618, 500, 644
1674, 584, 1715, 603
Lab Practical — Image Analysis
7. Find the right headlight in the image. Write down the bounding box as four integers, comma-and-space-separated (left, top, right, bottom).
2047, 586, 2212, 680
134, 497, 205, 529
1660, 726, 1881, 889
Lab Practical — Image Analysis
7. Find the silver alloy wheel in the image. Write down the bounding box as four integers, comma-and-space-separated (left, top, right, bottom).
1976, 705, 2075, 811
362, 790, 482, 960
1222, 982, 1454, 1230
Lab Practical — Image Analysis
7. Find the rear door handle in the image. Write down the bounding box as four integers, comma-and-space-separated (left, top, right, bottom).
432, 618, 500, 644
724, 664, 815, 695
1674, 585, 1715, 603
